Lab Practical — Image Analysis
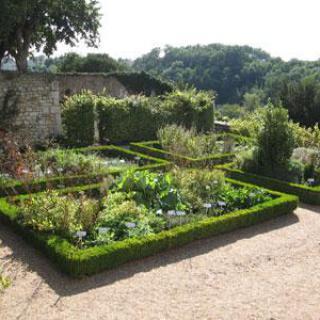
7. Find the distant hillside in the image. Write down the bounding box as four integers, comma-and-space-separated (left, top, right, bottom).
132, 44, 320, 107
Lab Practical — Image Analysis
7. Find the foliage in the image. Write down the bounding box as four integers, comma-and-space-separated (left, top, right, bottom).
256, 102, 295, 170
290, 122, 320, 149
96, 89, 214, 144
235, 103, 304, 183
0, 272, 10, 291
0, 145, 168, 197
19, 191, 103, 236
35, 149, 135, 177
0, 180, 297, 276
229, 108, 265, 137
62, 92, 96, 146
132, 44, 320, 127
242, 91, 263, 111
56, 53, 125, 73
216, 104, 246, 121
219, 162, 320, 205
133, 44, 272, 104
17, 169, 272, 248
231, 109, 320, 150
159, 89, 215, 131
108, 71, 173, 96
265, 64, 320, 127
0, 0, 101, 72
157, 125, 218, 159
171, 169, 225, 210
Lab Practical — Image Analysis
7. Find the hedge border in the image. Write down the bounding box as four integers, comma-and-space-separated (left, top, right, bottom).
216, 162, 320, 205
0, 145, 170, 196
130, 133, 252, 167
0, 179, 298, 277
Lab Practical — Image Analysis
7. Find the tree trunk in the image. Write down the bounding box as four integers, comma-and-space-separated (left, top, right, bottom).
15, 52, 28, 73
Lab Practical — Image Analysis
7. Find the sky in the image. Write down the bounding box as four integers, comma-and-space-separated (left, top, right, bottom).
57, 0, 320, 61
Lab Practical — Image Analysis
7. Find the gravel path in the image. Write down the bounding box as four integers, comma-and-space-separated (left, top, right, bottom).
1, 205, 320, 320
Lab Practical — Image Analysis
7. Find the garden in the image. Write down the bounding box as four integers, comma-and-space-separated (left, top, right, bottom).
219, 102, 320, 204
2, 89, 315, 276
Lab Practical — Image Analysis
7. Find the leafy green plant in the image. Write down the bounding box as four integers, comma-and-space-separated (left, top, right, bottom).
0, 272, 10, 291
17, 169, 274, 248
172, 168, 225, 210
18, 191, 103, 237
35, 148, 134, 177
157, 124, 218, 159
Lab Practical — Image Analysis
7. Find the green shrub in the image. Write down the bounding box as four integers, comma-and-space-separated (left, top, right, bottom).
61, 89, 215, 145
237, 103, 298, 182
62, 92, 96, 146
96, 95, 164, 143
256, 102, 295, 169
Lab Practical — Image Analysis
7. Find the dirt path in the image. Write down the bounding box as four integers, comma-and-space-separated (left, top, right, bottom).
1, 205, 320, 320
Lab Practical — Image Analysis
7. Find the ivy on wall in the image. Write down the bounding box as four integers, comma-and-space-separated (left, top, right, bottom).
0, 89, 20, 129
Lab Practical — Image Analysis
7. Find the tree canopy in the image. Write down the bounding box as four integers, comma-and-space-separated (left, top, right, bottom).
55, 53, 126, 73
132, 44, 320, 126
0, 0, 101, 72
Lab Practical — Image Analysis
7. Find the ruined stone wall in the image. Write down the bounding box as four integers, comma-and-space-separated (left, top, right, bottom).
0, 72, 129, 144
56, 73, 128, 101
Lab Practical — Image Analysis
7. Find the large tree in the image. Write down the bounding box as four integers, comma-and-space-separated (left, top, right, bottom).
0, 0, 101, 72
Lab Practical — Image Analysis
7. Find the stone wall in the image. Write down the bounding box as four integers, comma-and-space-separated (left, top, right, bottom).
0, 72, 61, 143
56, 73, 128, 101
0, 72, 129, 144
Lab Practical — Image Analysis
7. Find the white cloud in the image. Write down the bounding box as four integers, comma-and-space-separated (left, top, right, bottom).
57, 0, 320, 61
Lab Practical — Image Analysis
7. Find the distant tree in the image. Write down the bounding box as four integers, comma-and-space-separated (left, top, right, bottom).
278, 76, 320, 127
57, 53, 126, 73
133, 44, 273, 104
0, 0, 101, 72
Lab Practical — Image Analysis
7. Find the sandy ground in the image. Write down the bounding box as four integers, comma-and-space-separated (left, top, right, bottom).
1, 205, 320, 320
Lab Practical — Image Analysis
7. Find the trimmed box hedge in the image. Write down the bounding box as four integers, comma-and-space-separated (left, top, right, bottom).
0, 145, 170, 197
130, 133, 252, 167
217, 162, 320, 205
0, 179, 298, 277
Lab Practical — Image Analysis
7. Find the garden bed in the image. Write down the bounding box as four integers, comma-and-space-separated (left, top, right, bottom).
217, 162, 320, 205
0, 145, 170, 196
0, 170, 298, 277
130, 133, 251, 167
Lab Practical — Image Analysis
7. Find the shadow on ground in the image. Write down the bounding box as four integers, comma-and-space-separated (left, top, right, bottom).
0, 210, 300, 297
299, 203, 320, 214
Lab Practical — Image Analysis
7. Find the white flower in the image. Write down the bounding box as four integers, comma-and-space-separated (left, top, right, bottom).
120, 159, 126, 164
203, 203, 212, 209
134, 156, 141, 161
125, 222, 136, 228
98, 227, 110, 234
156, 209, 163, 215
217, 201, 226, 207
307, 178, 315, 185
176, 211, 186, 216
167, 210, 176, 216
75, 231, 87, 238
